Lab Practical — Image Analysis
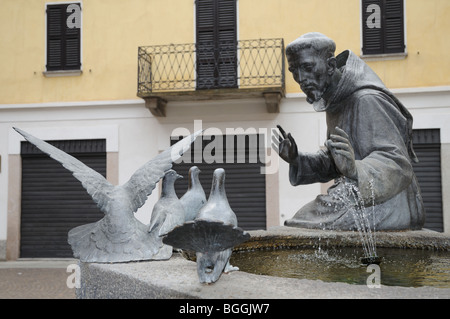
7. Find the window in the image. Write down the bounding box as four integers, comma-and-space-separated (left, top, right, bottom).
196, 0, 237, 89
46, 2, 81, 72
361, 0, 405, 56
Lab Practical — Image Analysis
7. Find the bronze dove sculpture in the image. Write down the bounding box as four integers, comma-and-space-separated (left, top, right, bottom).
14, 127, 202, 263
180, 166, 206, 222
163, 168, 250, 284
148, 169, 186, 260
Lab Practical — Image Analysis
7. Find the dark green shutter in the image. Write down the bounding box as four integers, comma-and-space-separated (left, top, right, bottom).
196, 0, 216, 88
196, 0, 237, 89
362, 0, 384, 55
20, 139, 105, 257
46, 5, 64, 70
362, 0, 405, 55
384, 0, 405, 53
46, 3, 81, 71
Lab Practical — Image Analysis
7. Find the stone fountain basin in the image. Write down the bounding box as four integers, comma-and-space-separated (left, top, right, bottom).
76, 226, 450, 299
235, 226, 450, 251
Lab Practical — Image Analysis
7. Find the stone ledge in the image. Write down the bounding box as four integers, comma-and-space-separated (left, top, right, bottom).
140, 87, 285, 116
77, 255, 450, 299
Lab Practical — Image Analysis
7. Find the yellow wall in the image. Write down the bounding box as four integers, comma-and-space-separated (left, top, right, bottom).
240, 0, 450, 93
1, 0, 449, 104
0, 0, 194, 104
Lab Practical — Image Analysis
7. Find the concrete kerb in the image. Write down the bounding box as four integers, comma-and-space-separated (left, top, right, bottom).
0, 258, 78, 269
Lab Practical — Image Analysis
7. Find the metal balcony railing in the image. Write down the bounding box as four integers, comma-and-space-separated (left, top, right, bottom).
137, 38, 285, 96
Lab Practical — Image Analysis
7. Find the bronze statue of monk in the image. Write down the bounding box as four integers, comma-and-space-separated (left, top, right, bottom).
278, 32, 424, 231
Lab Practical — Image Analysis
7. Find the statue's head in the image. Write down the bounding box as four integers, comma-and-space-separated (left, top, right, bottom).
286, 32, 337, 107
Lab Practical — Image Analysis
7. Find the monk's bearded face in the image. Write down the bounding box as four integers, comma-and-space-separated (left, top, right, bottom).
287, 47, 333, 105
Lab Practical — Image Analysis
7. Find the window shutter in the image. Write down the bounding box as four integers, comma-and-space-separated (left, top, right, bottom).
217, 0, 237, 88
196, 0, 216, 89
46, 3, 81, 71
362, 0, 383, 55
384, 0, 405, 54
217, 0, 237, 43
196, 0, 237, 89
47, 5, 64, 70
362, 0, 405, 55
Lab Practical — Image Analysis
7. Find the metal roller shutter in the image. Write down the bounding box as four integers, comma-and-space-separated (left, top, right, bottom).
20, 139, 106, 257
412, 129, 443, 232
172, 134, 266, 230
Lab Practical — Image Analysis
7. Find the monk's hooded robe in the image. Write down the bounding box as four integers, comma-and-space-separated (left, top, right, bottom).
285, 50, 425, 231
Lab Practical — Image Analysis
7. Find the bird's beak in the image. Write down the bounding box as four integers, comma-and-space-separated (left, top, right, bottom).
177, 174, 183, 179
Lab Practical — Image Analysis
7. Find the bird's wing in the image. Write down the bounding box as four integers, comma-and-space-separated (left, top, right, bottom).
148, 202, 165, 234
14, 127, 114, 213
123, 130, 203, 213
158, 202, 186, 237
158, 211, 180, 237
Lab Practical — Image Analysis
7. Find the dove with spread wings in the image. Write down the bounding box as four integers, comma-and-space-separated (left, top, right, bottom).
14, 127, 202, 263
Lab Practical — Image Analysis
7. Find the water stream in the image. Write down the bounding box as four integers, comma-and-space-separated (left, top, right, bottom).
331, 178, 378, 262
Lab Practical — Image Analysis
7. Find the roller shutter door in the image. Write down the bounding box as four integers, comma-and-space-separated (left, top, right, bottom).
172, 134, 266, 230
20, 139, 106, 257
412, 129, 443, 232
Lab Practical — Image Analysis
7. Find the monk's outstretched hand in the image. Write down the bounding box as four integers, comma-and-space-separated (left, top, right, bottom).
275, 125, 299, 165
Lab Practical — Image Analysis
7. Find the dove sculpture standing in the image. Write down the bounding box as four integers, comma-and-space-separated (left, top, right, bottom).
13, 127, 202, 263
177, 166, 207, 260
163, 168, 250, 284
148, 169, 185, 260
180, 166, 206, 222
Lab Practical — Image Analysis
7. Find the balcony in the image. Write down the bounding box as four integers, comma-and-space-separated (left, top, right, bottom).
137, 38, 285, 116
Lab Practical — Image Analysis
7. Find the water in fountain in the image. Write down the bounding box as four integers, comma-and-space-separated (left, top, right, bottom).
331, 178, 379, 264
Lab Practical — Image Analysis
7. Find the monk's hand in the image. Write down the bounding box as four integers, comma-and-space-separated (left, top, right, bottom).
327, 127, 358, 180
275, 125, 298, 165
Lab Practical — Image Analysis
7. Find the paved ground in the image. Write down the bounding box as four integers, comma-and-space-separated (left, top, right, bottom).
0, 259, 77, 299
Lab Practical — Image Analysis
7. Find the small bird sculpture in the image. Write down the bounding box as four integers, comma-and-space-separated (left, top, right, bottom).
180, 166, 206, 222
163, 168, 250, 284
13, 127, 202, 263
177, 166, 207, 260
148, 169, 185, 260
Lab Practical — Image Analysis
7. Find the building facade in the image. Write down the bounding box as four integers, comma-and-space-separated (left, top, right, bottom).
1, 0, 450, 260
